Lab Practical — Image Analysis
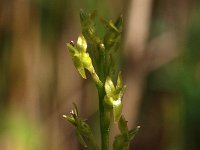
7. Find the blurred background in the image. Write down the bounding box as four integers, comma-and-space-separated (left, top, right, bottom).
0, 0, 200, 150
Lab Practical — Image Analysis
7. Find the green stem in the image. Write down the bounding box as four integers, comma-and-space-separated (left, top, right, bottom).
97, 40, 110, 150
98, 86, 110, 150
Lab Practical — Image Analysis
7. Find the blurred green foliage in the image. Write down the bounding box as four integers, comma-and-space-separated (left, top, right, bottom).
141, 7, 200, 150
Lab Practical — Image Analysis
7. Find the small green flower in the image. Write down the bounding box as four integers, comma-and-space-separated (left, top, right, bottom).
104, 72, 126, 122
113, 116, 140, 150
63, 103, 100, 150
67, 35, 102, 86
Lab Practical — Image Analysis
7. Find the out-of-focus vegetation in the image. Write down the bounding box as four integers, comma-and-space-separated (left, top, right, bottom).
0, 0, 200, 150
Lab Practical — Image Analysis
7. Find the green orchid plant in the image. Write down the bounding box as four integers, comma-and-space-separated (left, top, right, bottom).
63, 10, 140, 150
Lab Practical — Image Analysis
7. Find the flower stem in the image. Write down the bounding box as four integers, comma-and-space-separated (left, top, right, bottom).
98, 85, 110, 150
97, 40, 110, 150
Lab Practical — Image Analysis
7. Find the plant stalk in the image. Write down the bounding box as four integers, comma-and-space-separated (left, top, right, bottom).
98, 85, 110, 150
97, 40, 110, 150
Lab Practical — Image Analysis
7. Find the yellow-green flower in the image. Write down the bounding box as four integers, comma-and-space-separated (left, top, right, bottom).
104, 73, 125, 122
67, 35, 102, 86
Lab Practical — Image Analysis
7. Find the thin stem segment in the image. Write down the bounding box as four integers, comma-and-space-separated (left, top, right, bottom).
97, 42, 110, 150
98, 86, 110, 150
